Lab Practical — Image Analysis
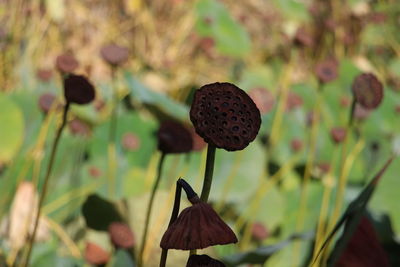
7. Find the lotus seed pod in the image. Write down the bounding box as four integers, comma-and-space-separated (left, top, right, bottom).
100, 44, 129, 66
190, 82, 261, 151
56, 53, 79, 74
84, 242, 110, 265
315, 59, 338, 83
186, 254, 226, 267
108, 222, 135, 249
63, 74, 95, 105
157, 121, 193, 154
330, 127, 346, 144
352, 73, 383, 109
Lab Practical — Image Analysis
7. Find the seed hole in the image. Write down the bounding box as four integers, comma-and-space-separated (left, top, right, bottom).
241, 118, 245, 123
233, 103, 239, 107
233, 136, 240, 143
231, 116, 237, 121
242, 130, 247, 135
232, 126, 239, 131
222, 121, 228, 126
222, 112, 227, 117
222, 102, 229, 107
229, 109, 235, 113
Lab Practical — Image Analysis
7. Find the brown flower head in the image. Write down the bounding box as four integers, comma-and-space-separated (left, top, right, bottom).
251, 222, 269, 242
290, 138, 303, 153
160, 201, 237, 250
248, 87, 275, 114
56, 53, 79, 74
36, 68, 53, 82
68, 118, 91, 137
100, 44, 129, 66
63, 74, 95, 105
157, 121, 193, 154
122, 132, 140, 151
351, 73, 383, 109
315, 59, 338, 83
84, 242, 110, 265
330, 127, 346, 144
108, 222, 135, 249
38, 93, 58, 114
186, 254, 225, 267
190, 82, 261, 151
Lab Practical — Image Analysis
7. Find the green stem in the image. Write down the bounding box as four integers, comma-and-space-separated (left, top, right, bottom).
108, 67, 119, 198
200, 144, 216, 202
23, 102, 70, 267
138, 152, 166, 267
159, 179, 183, 267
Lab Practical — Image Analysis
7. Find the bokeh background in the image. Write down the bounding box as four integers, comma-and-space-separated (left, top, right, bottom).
1, 0, 400, 266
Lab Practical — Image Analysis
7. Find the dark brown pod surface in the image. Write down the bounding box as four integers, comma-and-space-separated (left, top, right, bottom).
157, 121, 193, 154
186, 254, 226, 267
108, 222, 135, 249
84, 242, 110, 265
315, 59, 338, 83
55, 53, 79, 73
160, 202, 238, 250
190, 82, 261, 151
100, 44, 129, 66
63, 74, 95, 105
330, 127, 346, 144
352, 73, 383, 109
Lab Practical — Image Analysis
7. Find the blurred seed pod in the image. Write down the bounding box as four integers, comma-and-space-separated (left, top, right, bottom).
63, 74, 95, 105
84, 242, 110, 265
186, 254, 225, 267
88, 166, 102, 178
290, 138, 303, 153
122, 132, 140, 151
293, 27, 314, 47
160, 201, 237, 250
190, 82, 261, 151
316, 162, 331, 176
36, 68, 53, 82
55, 53, 79, 74
340, 96, 351, 108
248, 87, 275, 114
100, 44, 129, 66
251, 222, 269, 242
68, 118, 91, 137
286, 92, 303, 112
108, 222, 135, 249
157, 120, 193, 154
315, 59, 338, 83
330, 127, 347, 144
38, 93, 59, 114
351, 73, 383, 109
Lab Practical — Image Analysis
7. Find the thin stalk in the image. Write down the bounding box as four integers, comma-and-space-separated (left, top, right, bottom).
108, 67, 119, 198
23, 102, 70, 267
159, 179, 182, 267
291, 85, 323, 266
200, 144, 216, 202
138, 153, 166, 267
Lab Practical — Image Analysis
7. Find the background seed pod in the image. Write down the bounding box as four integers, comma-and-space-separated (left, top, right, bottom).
100, 44, 129, 66
190, 82, 261, 151
63, 74, 96, 105
351, 73, 383, 109
108, 222, 135, 249
55, 53, 79, 74
157, 120, 193, 154
84, 242, 110, 265
330, 127, 347, 144
315, 59, 338, 83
